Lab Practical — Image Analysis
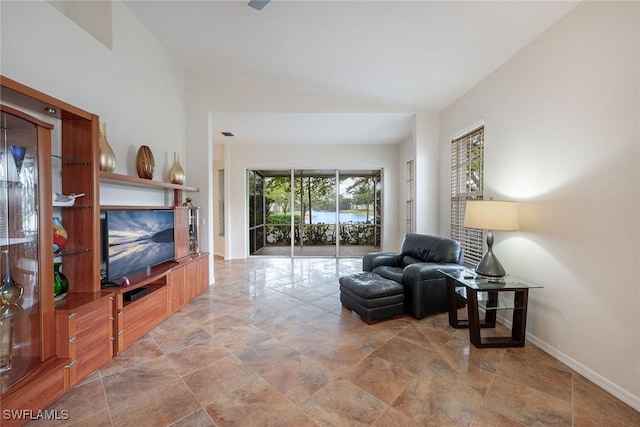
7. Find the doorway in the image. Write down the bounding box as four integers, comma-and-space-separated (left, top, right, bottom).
248, 169, 382, 257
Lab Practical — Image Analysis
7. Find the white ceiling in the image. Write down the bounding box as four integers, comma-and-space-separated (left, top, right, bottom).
123, 0, 579, 145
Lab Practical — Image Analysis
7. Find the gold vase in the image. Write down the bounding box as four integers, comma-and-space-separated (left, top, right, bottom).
168, 152, 185, 185
98, 122, 116, 172
136, 145, 155, 179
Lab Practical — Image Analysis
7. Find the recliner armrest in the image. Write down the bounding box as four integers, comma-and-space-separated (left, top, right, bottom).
401, 262, 466, 319
403, 263, 465, 281
363, 252, 403, 272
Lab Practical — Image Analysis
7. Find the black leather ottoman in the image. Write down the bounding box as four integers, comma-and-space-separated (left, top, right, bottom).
339, 272, 404, 324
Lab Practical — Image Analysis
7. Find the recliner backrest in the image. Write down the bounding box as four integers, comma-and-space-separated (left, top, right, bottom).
400, 233, 464, 265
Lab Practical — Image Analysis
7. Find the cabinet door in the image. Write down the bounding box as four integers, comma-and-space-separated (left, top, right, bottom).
174, 207, 190, 260
167, 267, 185, 314
1, 358, 67, 427
0, 105, 54, 394
184, 261, 199, 301
197, 255, 210, 294
188, 207, 200, 254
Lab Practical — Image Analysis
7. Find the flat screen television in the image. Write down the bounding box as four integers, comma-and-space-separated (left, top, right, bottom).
104, 209, 175, 282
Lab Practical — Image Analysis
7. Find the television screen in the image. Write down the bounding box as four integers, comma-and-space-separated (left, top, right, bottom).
105, 209, 175, 281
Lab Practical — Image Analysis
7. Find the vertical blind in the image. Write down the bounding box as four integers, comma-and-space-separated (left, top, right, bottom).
406, 159, 415, 234
451, 127, 484, 265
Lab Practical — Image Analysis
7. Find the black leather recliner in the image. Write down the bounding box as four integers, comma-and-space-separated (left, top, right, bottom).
363, 233, 466, 319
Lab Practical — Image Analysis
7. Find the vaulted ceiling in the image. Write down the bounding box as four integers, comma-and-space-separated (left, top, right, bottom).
124, 1, 578, 145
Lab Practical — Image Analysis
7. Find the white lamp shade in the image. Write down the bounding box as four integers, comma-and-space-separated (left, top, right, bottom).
464, 200, 519, 231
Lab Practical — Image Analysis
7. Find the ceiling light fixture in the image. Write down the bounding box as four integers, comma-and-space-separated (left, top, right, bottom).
247, 0, 270, 11
222, 132, 234, 137
44, 106, 57, 115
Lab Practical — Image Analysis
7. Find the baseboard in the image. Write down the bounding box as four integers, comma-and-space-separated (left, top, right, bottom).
495, 313, 640, 412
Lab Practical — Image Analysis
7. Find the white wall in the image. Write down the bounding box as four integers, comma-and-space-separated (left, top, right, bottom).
226, 144, 399, 259
439, 1, 640, 408
1, 1, 185, 206
414, 112, 440, 235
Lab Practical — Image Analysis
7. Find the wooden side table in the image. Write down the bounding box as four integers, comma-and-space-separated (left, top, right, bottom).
439, 269, 542, 348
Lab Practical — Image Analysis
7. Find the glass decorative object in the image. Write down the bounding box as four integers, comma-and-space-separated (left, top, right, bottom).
169, 152, 185, 185
136, 145, 154, 179
10, 145, 26, 175
0, 314, 12, 373
1, 250, 23, 307
53, 217, 68, 253
98, 122, 116, 172
53, 262, 69, 302
0, 249, 22, 374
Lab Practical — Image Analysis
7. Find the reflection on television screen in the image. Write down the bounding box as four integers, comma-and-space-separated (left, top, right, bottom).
105, 210, 175, 281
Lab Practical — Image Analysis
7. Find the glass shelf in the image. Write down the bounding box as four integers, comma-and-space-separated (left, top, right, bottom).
0, 237, 36, 246
53, 247, 92, 258
53, 204, 92, 209
51, 153, 91, 166
478, 292, 527, 311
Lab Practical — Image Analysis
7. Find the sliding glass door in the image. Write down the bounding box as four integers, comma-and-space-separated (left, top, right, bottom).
248, 169, 382, 257
248, 170, 265, 255
338, 171, 381, 256
293, 169, 337, 257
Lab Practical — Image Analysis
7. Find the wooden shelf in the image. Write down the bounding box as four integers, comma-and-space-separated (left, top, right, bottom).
100, 171, 198, 192
101, 253, 206, 294
100, 205, 173, 211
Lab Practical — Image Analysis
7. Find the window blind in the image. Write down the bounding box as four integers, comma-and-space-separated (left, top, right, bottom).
406, 159, 415, 234
451, 127, 484, 265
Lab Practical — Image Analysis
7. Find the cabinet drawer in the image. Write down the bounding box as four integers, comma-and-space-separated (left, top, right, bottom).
75, 299, 111, 335
55, 313, 77, 359
76, 341, 111, 380
55, 294, 113, 386
122, 289, 167, 349
76, 321, 110, 356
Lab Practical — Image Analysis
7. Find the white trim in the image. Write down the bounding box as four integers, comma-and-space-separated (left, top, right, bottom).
450, 118, 485, 142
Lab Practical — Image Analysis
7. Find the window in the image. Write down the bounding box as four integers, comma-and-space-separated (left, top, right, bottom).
405, 160, 415, 234
451, 127, 484, 265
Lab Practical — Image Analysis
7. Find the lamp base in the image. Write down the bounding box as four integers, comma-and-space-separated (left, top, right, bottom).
474, 250, 506, 280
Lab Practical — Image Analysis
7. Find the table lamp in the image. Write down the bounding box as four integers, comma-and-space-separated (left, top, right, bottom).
464, 200, 519, 280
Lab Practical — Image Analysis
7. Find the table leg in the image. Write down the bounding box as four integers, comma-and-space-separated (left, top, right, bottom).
511, 289, 529, 346
446, 276, 467, 328
466, 288, 482, 347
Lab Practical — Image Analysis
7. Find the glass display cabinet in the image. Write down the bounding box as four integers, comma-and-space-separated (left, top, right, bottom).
188, 206, 200, 254
0, 105, 53, 394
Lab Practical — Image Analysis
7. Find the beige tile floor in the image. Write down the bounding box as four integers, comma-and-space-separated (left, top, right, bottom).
32, 257, 640, 427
